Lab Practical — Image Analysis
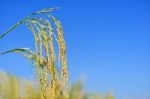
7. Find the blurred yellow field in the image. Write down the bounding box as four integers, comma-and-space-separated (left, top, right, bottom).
0, 71, 115, 99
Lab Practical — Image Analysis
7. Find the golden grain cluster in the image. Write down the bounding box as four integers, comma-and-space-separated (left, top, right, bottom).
0, 8, 69, 99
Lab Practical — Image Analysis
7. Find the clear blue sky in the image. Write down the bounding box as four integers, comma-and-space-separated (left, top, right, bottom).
0, 0, 150, 98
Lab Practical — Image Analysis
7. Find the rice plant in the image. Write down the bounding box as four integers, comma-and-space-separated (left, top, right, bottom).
0, 7, 69, 99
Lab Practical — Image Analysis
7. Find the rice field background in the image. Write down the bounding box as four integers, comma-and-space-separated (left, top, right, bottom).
0, 0, 150, 99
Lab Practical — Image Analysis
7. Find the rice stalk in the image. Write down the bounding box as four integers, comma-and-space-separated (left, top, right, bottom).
48, 15, 69, 97
0, 7, 69, 99
31, 19, 57, 99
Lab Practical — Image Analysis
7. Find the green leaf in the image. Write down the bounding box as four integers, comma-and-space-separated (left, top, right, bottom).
31, 7, 59, 15
0, 48, 34, 55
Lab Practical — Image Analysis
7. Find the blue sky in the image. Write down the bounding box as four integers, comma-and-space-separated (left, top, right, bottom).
0, 0, 150, 98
